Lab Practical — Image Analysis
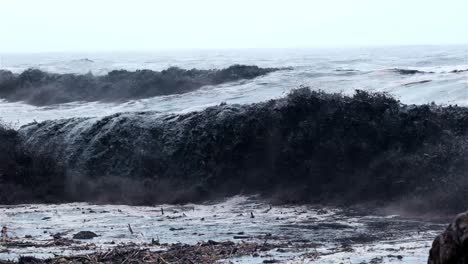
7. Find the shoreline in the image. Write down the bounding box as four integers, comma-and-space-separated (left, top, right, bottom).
0, 197, 443, 263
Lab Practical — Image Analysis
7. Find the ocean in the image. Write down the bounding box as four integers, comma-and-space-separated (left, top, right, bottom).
1, 45, 467, 127
1, 45, 467, 263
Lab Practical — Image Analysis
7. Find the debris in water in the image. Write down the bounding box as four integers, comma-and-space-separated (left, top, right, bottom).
1, 226, 8, 242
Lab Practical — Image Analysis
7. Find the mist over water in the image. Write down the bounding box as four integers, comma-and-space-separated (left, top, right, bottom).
0, 45, 467, 127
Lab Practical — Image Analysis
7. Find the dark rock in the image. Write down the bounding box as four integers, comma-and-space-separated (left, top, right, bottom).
387, 254, 403, 260
17, 256, 42, 264
206, 240, 218, 245
369, 257, 383, 264
73, 231, 98, 240
233, 235, 251, 239
52, 232, 63, 239
428, 212, 468, 264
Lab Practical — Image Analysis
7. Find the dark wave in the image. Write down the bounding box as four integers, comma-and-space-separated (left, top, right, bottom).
450, 68, 468, 73
403, 80, 432, 86
0, 65, 280, 106
390, 68, 434, 75
335, 69, 359, 72
334, 69, 364, 76
0, 123, 65, 203
3, 88, 468, 213
391, 67, 468, 75
69, 58, 95, 63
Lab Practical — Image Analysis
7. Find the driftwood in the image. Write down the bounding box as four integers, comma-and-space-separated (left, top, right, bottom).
2, 238, 78, 248
1, 241, 279, 264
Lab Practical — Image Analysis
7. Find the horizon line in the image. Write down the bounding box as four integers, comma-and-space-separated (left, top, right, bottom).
1, 43, 468, 55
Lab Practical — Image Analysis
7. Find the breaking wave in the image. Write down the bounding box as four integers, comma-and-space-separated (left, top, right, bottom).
0, 88, 467, 214
389, 68, 433, 75
389, 66, 468, 75
0, 65, 280, 106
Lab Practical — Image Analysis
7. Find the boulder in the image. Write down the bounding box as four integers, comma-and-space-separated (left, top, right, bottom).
428, 212, 468, 263
73, 231, 98, 240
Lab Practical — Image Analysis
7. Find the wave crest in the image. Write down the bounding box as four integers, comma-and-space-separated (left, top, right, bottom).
0, 65, 280, 106
2, 88, 466, 213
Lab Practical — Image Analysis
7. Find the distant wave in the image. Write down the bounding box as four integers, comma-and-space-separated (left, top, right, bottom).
334, 68, 365, 76
335, 69, 359, 72
389, 68, 434, 75
0, 65, 280, 106
403, 80, 432, 86
450, 68, 468, 73
335, 67, 461, 76
389, 67, 468, 75
70, 58, 94, 63
330, 58, 371, 64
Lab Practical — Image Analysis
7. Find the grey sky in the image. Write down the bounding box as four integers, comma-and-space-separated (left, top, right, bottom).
1, 0, 467, 53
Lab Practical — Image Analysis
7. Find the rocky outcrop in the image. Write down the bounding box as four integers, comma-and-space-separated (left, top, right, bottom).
0, 65, 280, 105
428, 212, 468, 264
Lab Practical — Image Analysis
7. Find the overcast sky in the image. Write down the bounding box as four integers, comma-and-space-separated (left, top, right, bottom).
0, 0, 467, 53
